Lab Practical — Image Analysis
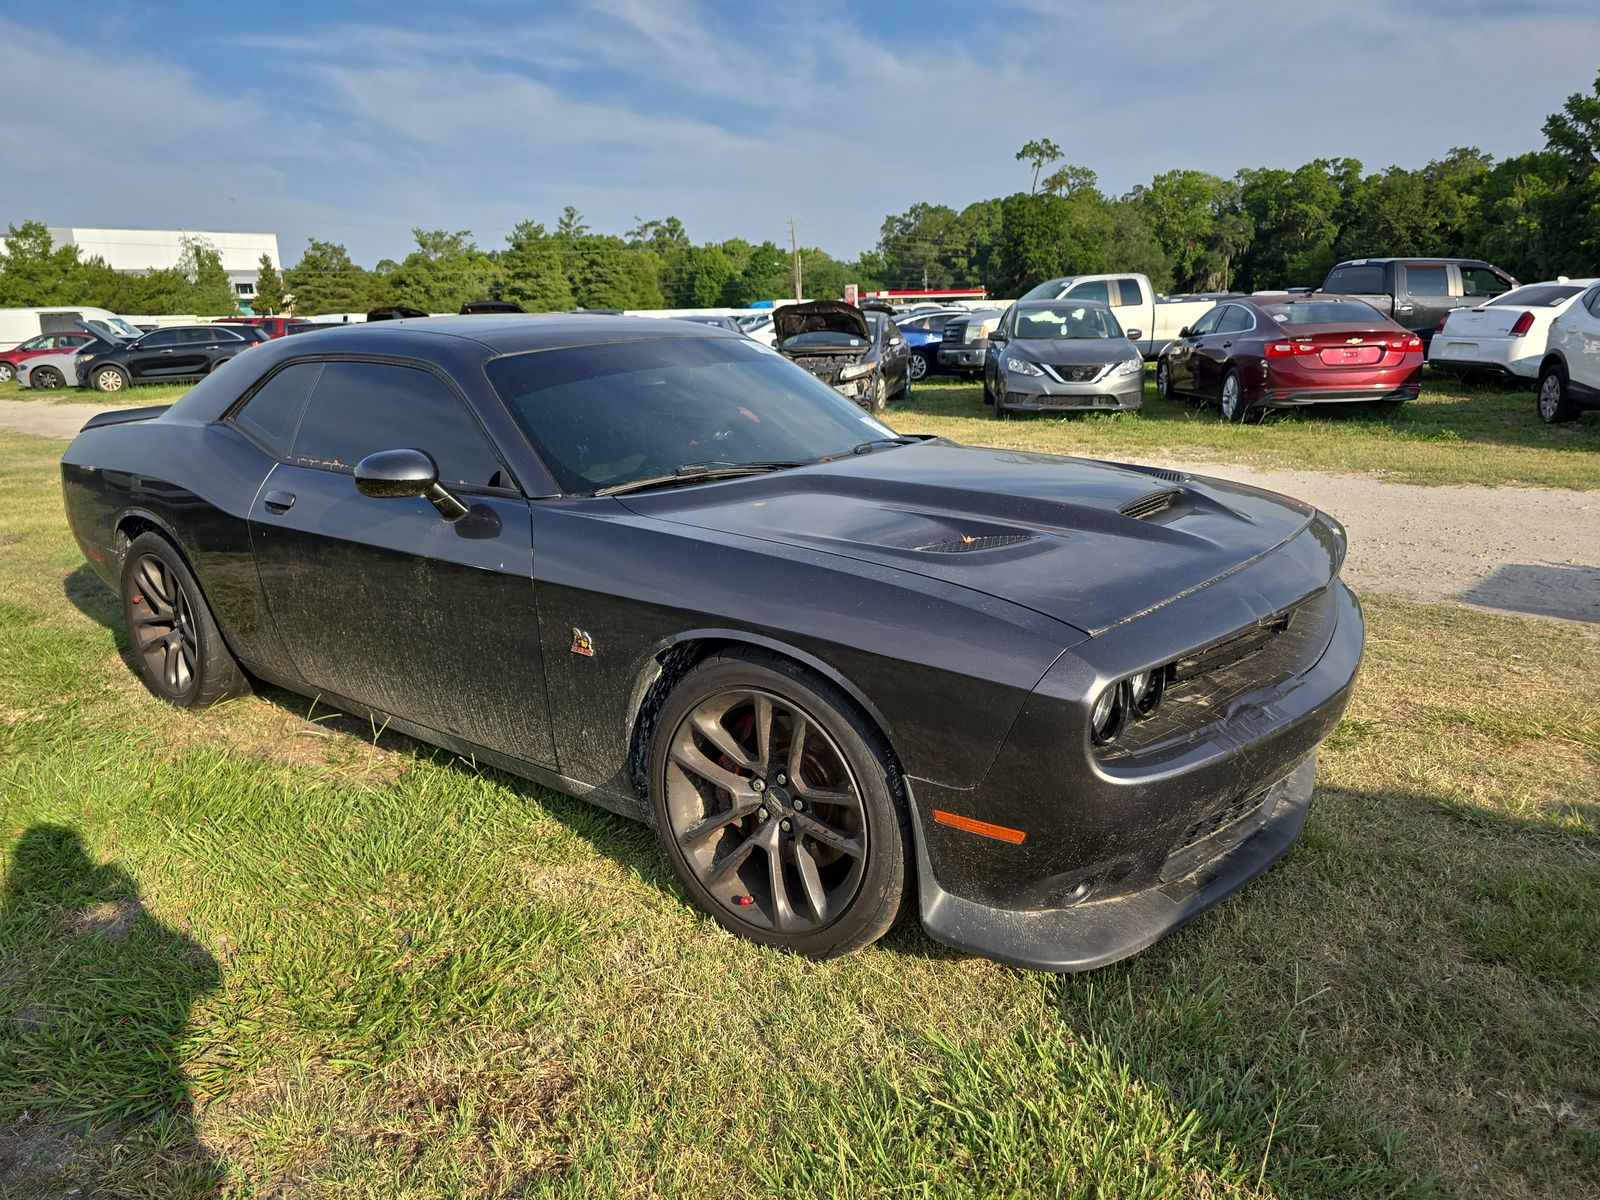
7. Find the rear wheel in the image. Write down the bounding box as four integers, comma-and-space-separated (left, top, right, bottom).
1537, 363, 1578, 424
1219, 368, 1248, 422
119, 532, 250, 708
649, 651, 910, 959
31, 366, 64, 390
93, 365, 130, 393
909, 350, 930, 382
0, 362, 15, 383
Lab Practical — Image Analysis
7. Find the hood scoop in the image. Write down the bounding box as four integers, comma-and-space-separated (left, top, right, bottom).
1119, 489, 1181, 521
917, 533, 1036, 554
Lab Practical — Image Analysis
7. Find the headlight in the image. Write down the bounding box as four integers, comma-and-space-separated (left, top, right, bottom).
1112, 357, 1143, 377
838, 363, 874, 381
1127, 669, 1165, 716
1092, 667, 1167, 744
80, 354, 96, 362
1090, 682, 1128, 743
1005, 356, 1044, 377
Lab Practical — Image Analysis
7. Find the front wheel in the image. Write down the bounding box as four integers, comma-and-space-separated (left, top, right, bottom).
93, 365, 130, 393
1155, 358, 1173, 399
869, 375, 888, 412
1219, 369, 1249, 422
649, 651, 910, 959
119, 532, 250, 708
31, 366, 65, 390
0, 361, 15, 383
1537, 364, 1578, 424
908, 350, 930, 382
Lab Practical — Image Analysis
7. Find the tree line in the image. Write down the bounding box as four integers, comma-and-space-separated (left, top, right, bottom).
2, 73, 1596, 314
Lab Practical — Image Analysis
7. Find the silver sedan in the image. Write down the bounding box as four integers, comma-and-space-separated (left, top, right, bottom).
983, 299, 1145, 418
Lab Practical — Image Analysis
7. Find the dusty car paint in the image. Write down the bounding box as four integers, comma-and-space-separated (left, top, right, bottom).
61, 316, 1364, 971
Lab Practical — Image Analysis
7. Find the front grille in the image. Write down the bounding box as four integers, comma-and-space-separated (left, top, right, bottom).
943, 317, 970, 345
1099, 587, 1340, 759
1173, 791, 1269, 855
1119, 489, 1179, 521
918, 533, 1034, 554
1046, 363, 1106, 383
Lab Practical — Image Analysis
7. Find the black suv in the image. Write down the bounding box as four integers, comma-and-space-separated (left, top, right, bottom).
79, 324, 266, 393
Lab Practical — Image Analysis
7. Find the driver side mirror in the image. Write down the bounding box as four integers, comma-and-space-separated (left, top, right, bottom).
354, 448, 469, 522
1178, 326, 1194, 339
987, 329, 1006, 343
1125, 328, 1144, 341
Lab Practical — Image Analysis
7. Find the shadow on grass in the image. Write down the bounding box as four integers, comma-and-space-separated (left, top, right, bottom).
0, 827, 223, 1198
1461, 562, 1600, 624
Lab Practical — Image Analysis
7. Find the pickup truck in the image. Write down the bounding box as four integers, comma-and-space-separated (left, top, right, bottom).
1317, 258, 1517, 346
1016, 273, 1235, 359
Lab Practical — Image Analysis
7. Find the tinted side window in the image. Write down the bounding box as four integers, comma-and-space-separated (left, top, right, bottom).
1460, 266, 1507, 297
1114, 277, 1146, 307
1065, 279, 1111, 304
290, 361, 506, 488
1216, 306, 1253, 334
1190, 307, 1223, 336
140, 330, 182, 348
232, 362, 322, 456
1325, 265, 1385, 293
1404, 265, 1450, 296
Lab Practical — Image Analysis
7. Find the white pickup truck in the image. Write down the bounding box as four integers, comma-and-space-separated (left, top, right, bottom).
1017, 274, 1235, 359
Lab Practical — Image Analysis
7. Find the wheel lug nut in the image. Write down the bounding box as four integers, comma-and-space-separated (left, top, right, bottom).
775, 772, 787, 785
792, 799, 805, 811
780, 819, 792, 832
757, 808, 769, 821
750, 778, 766, 792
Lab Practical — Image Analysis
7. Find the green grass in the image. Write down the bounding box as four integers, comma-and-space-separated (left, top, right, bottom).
0, 377, 190, 407
896, 368, 1600, 489
1, 425, 1597, 1198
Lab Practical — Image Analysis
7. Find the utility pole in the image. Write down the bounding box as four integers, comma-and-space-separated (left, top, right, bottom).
790, 217, 802, 301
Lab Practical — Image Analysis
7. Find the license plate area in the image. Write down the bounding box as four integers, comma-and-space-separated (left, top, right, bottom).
1320, 346, 1383, 366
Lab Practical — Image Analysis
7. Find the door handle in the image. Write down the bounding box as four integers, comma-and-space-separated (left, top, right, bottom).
1221, 341, 1233, 348
263, 489, 296, 514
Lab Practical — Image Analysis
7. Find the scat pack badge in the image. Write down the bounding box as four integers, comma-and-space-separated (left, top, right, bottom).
570, 627, 595, 657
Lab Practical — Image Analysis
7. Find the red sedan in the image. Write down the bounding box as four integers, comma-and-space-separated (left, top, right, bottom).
0, 331, 97, 384
213, 316, 310, 339
1156, 296, 1423, 421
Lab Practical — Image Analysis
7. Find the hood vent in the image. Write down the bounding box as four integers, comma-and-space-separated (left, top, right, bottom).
918, 533, 1034, 554
1148, 468, 1187, 483
1119, 489, 1181, 521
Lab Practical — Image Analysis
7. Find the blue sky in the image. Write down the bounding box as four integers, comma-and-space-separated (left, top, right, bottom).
4, 0, 1598, 267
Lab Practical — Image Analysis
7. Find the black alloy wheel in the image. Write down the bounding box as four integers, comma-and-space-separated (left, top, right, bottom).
31, 366, 64, 390
119, 531, 249, 708
650, 652, 909, 959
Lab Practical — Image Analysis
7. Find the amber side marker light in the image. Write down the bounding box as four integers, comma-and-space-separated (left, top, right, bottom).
932, 809, 1028, 844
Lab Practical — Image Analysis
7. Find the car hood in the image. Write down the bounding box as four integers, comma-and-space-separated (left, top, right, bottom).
1007, 337, 1138, 366
618, 440, 1319, 636
773, 301, 871, 342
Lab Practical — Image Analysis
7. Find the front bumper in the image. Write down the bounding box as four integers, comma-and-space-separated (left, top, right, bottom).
916, 755, 1316, 971
909, 524, 1364, 972
1428, 339, 1538, 380
998, 373, 1143, 413
1259, 385, 1420, 406
939, 346, 987, 372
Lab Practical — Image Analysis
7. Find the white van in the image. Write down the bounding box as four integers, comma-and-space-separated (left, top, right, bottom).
0, 306, 144, 352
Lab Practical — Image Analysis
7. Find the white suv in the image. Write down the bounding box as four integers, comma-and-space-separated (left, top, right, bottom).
1538, 282, 1600, 423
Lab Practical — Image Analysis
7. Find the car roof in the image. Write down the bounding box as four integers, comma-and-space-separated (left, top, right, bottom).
1331, 257, 1492, 267
233, 313, 747, 356
1013, 297, 1111, 309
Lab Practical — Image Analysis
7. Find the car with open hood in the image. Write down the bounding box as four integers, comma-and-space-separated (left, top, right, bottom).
774, 300, 910, 410
983, 299, 1146, 417
60, 315, 1363, 972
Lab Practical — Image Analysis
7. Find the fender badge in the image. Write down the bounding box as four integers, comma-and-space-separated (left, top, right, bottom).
570, 628, 595, 657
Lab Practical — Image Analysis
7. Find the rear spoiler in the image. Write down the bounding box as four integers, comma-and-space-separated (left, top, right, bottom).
80, 405, 170, 431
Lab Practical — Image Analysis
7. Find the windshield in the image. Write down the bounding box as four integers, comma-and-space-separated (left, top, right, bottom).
1019, 279, 1068, 301
1260, 299, 1383, 326
85, 316, 143, 341
1487, 284, 1585, 308
487, 336, 902, 494
1013, 305, 1123, 339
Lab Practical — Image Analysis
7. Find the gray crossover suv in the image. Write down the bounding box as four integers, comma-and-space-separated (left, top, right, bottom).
983, 299, 1146, 418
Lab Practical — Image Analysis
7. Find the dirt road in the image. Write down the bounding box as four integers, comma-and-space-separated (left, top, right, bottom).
3, 398, 1595, 623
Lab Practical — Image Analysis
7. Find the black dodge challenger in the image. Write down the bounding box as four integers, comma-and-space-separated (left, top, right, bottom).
61, 316, 1363, 971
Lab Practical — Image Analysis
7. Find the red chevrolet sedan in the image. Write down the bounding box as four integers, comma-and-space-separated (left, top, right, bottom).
1156, 296, 1423, 421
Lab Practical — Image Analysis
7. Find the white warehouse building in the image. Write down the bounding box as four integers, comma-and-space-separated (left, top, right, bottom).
46, 227, 281, 302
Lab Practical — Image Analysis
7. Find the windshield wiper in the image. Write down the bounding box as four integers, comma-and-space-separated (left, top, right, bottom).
592, 460, 806, 497
849, 436, 918, 455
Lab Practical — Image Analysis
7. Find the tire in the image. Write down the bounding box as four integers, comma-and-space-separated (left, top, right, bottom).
1219, 368, 1248, 422
93, 365, 130, 393
648, 650, 911, 960
31, 366, 65, 391
1537, 363, 1578, 424
869, 375, 888, 412
119, 531, 250, 709
1155, 358, 1173, 399
908, 350, 930, 382
992, 378, 1011, 419
0, 361, 15, 383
